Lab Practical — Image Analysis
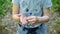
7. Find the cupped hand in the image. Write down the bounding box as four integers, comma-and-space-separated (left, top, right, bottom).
12, 14, 21, 21
27, 16, 38, 25
20, 14, 28, 26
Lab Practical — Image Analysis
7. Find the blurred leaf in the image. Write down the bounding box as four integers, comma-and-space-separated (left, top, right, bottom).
56, 20, 60, 24
52, 0, 60, 12
0, 0, 12, 18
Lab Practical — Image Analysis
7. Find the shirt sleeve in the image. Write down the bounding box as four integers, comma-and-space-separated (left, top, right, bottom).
12, 0, 20, 6
43, 0, 52, 8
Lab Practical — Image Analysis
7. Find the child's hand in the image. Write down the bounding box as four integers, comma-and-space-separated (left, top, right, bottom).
12, 14, 21, 21
20, 14, 27, 26
27, 16, 38, 25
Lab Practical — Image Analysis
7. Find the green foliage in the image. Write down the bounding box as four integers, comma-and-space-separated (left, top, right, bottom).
56, 20, 60, 24
0, 0, 11, 18
52, 0, 60, 12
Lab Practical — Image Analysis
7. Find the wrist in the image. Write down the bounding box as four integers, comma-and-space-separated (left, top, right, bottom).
37, 16, 50, 23
36, 16, 41, 22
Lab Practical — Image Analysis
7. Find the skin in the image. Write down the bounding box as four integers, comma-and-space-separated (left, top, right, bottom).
12, 4, 20, 21
12, 4, 52, 25
27, 8, 52, 25
12, 4, 28, 25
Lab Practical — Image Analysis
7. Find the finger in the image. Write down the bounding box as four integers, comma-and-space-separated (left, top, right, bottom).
28, 19, 33, 22
27, 16, 36, 20
28, 19, 36, 22
31, 22, 35, 24
21, 17, 27, 26
27, 18, 33, 20
28, 21, 35, 24
17, 14, 21, 17
30, 22, 35, 25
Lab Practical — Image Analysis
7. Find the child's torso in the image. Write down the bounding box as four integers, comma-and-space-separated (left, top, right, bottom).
19, 0, 43, 28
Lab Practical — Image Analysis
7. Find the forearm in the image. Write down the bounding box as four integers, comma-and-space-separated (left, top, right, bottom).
37, 16, 50, 23
12, 4, 20, 21
12, 4, 19, 15
37, 7, 52, 23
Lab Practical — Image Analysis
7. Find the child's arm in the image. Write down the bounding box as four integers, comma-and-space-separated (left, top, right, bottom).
37, 8, 52, 23
12, 4, 27, 25
27, 0, 52, 25
12, 4, 20, 21
27, 8, 52, 25
12, 0, 28, 26
37, 0, 52, 23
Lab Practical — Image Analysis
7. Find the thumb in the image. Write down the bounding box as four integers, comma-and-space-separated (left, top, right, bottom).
18, 14, 22, 17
